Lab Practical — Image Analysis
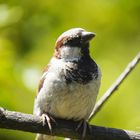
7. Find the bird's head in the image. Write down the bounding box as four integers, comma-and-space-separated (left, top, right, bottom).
54, 28, 95, 61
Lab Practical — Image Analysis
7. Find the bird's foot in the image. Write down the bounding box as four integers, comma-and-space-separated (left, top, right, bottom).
76, 120, 90, 140
41, 113, 56, 134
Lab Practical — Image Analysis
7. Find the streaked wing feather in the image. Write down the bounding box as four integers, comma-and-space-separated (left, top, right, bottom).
38, 65, 49, 93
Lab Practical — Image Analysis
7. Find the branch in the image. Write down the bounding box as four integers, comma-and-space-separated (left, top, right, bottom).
89, 52, 140, 121
0, 108, 140, 140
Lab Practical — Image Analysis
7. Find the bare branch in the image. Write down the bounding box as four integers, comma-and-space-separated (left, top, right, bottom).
89, 52, 140, 121
0, 107, 140, 140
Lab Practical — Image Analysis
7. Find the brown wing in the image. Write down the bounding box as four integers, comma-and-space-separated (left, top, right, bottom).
38, 76, 45, 93
37, 65, 49, 93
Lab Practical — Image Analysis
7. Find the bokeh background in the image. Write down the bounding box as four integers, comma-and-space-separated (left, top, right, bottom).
0, 0, 140, 140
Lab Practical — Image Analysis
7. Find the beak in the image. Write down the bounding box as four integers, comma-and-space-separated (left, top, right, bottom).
81, 31, 95, 43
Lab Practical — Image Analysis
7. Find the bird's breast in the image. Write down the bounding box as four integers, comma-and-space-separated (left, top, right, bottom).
50, 77, 100, 120
34, 58, 101, 120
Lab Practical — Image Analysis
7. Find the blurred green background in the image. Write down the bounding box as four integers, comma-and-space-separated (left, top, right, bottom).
0, 0, 140, 140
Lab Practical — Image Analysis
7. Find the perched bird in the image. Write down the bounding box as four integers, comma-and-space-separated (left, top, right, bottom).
34, 28, 101, 140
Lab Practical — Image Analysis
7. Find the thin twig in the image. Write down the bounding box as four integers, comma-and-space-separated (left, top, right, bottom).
0, 107, 140, 140
89, 52, 140, 121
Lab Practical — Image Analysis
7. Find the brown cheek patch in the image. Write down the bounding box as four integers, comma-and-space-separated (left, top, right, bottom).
54, 36, 70, 59
55, 36, 70, 50
54, 49, 61, 59
55, 38, 63, 50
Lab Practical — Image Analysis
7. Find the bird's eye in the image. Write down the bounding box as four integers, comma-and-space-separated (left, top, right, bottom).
64, 37, 81, 46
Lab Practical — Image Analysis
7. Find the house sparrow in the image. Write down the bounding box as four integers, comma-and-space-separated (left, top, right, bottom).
33, 28, 101, 140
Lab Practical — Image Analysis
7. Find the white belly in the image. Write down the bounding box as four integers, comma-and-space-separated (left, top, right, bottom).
51, 80, 100, 120
34, 71, 100, 121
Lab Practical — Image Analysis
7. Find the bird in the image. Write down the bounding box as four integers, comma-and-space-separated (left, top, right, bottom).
33, 28, 101, 140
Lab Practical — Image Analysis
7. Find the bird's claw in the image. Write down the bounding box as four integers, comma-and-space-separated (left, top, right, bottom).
76, 120, 90, 140
41, 113, 56, 134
